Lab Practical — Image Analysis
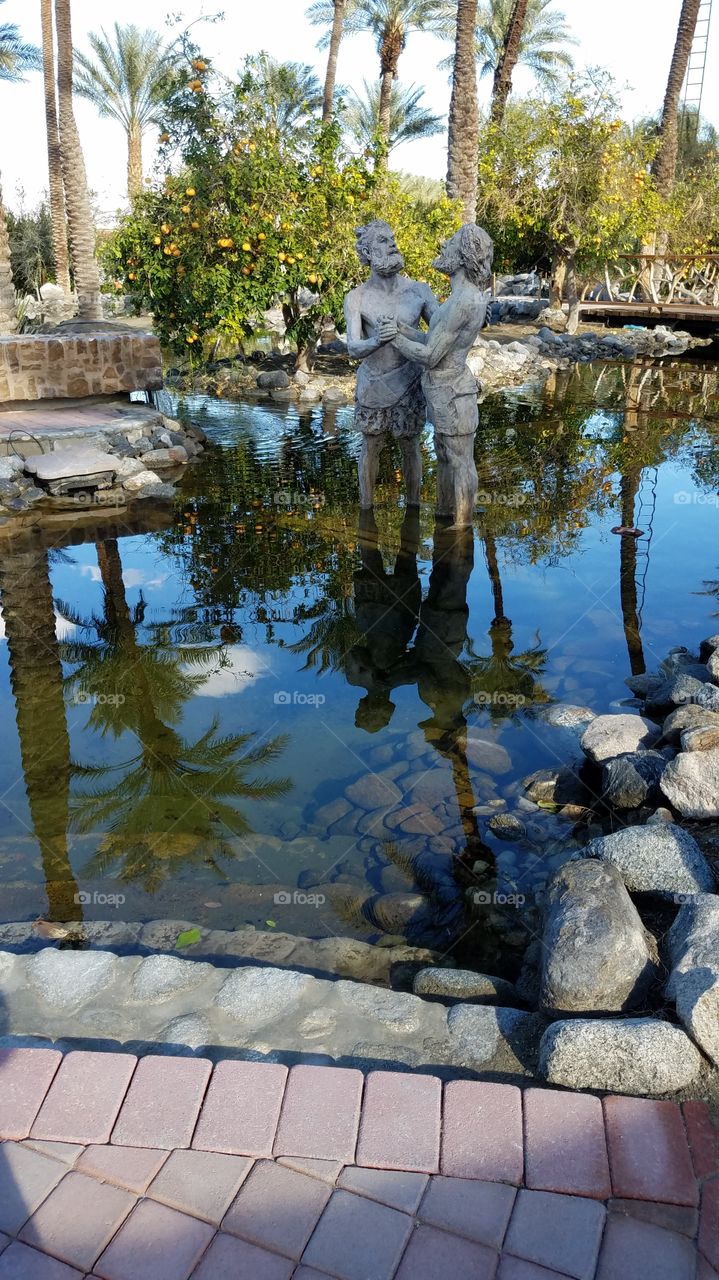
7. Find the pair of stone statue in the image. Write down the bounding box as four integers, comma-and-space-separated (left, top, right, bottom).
345, 220, 494, 527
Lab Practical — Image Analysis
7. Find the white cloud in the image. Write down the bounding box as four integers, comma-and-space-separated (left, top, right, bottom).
188, 645, 270, 698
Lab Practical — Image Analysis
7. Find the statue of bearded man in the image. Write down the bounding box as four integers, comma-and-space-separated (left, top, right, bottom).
344, 220, 438, 509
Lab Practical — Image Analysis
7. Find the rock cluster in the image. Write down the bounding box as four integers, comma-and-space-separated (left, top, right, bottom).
0, 406, 207, 517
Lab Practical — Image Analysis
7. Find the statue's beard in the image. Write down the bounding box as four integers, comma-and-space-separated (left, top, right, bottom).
372, 249, 404, 276
433, 250, 460, 276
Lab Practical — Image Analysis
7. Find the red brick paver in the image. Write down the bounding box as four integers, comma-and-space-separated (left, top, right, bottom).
76, 1144, 168, 1193
685, 1102, 719, 1180
356, 1070, 441, 1173
603, 1096, 698, 1206
524, 1088, 611, 1200
19, 1170, 135, 1272
337, 1166, 428, 1213
442, 1080, 523, 1183
93, 1199, 214, 1280
0, 1143, 66, 1236
700, 1178, 719, 1272
192, 1060, 287, 1156
504, 1188, 606, 1280
111, 1057, 211, 1150
395, 1222, 498, 1279
301, 1187, 414, 1280
222, 1159, 330, 1259
31, 1052, 136, 1146
148, 1149, 253, 1224
274, 1064, 363, 1162
419, 1174, 516, 1247
193, 1232, 293, 1280
0, 1240, 84, 1279
0, 1049, 61, 1140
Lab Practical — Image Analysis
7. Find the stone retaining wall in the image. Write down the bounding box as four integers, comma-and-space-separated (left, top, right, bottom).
0, 333, 163, 403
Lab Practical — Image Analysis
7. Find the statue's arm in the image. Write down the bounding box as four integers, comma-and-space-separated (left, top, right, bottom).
393, 307, 461, 370
397, 321, 429, 343
421, 283, 440, 322
344, 291, 382, 359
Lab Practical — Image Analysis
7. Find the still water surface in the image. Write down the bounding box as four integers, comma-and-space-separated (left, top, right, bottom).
1, 358, 717, 975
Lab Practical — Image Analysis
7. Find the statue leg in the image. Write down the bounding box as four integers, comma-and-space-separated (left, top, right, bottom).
398, 436, 422, 506
358, 433, 385, 509
436, 433, 478, 527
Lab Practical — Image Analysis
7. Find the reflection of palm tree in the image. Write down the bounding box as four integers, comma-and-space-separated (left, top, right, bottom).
0, 545, 81, 920
476, 532, 549, 719
57, 538, 291, 893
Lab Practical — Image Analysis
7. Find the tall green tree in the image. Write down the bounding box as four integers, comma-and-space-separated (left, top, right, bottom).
447, 0, 479, 222
41, 0, 71, 295
74, 23, 174, 200
245, 53, 323, 136
652, 0, 702, 197
344, 78, 443, 152
55, 0, 102, 319
0, 1, 41, 332
308, 0, 445, 152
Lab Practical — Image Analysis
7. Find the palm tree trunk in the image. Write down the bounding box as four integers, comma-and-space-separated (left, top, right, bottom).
54, 0, 102, 320
322, 0, 346, 124
377, 26, 403, 161
447, 0, 479, 222
652, 0, 702, 197
127, 119, 143, 200
490, 0, 529, 125
41, 0, 71, 296
0, 546, 81, 921
0, 176, 18, 335
378, 68, 395, 146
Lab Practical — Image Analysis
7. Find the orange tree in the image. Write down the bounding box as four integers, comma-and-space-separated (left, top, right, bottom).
476, 73, 660, 330
101, 51, 462, 367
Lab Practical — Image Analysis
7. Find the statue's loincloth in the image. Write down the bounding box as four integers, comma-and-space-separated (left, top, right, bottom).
354, 378, 426, 440
423, 366, 478, 438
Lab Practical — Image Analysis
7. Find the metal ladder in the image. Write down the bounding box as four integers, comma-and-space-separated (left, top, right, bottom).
682, 0, 714, 114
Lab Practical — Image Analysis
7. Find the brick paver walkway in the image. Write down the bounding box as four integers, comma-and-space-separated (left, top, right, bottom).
0, 1047, 716, 1279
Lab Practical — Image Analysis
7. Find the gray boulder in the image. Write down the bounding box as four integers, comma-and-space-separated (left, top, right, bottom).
27, 949, 117, 1010
539, 861, 656, 1015
256, 370, 290, 389
447, 1004, 544, 1074
662, 704, 719, 744
667, 895, 719, 1065
646, 673, 714, 715
539, 1018, 703, 1095
414, 967, 519, 1005
661, 750, 719, 819
129, 954, 215, 1003
695, 684, 719, 712
583, 824, 715, 898
581, 714, 659, 764
600, 751, 666, 809
699, 634, 719, 661
541, 704, 596, 730
523, 767, 588, 806
680, 725, 719, 753
214, 966, 314, 1028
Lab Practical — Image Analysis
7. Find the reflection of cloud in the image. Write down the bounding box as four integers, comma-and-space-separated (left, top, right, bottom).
188, 646, 269, 698
54, 613, 76, 640
78, 564, 168, 590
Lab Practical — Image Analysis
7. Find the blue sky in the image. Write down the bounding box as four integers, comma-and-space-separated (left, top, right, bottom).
1, 0, 717, 218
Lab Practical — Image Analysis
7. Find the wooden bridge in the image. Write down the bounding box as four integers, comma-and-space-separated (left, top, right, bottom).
578, 253, 719, 331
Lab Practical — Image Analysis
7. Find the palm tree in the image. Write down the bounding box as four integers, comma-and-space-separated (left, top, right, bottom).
58, 539, 292, 892
343, 79, 443, 153
652, 0, 702, 197
54, 0, 102, 320
491, 0, 529, 123
447, 0, 479, 222
315, 0, 347, 122
73, 24, 174, 200
249, 54, 324, 135
40, 0, 71, 295
309, 0, 445, 151
0, 2, 41, 333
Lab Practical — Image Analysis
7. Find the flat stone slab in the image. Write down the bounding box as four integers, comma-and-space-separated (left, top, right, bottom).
24, 446, 118, 482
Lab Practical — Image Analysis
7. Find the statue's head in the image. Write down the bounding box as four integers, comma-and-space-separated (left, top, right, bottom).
355, 220, 405, 277
433, 224, 494, 287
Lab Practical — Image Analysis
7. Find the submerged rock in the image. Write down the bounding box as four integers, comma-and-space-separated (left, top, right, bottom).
345, 772, 402, 811
413, 967, 519, 1005
214, 966, 314, 1027
27, 948, 117, 1010
541, 704, 596, 730
667, 895, 719, 1065
488, 813, 526, 841
661, 750, 719, 819
581, 714, 659, 764
523, 766, 588, 806
539, 1018, 703, 1095
463, 732, 512, 775
129, 954, 215, 1003
582, 824, 715, 898
539, 860, 657, 1015
600, 750, 666, 810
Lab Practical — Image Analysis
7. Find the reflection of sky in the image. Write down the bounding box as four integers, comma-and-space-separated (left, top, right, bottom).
183, 645, 270, 698
77, 563, 168, 591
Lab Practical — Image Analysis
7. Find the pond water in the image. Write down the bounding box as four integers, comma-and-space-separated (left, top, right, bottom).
1, 357, 718, 979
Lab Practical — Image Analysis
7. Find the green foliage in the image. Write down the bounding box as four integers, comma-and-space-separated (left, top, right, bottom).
343, 79, 443, 153
100, 49, 462, 361
435, 0, 576, 89
0, 0, 41, 81
475, 74, 660, 272
73, 23, 175, 132
7, 202, 55, 295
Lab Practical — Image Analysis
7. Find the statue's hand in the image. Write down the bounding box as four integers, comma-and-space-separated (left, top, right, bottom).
377, 316, 399, 343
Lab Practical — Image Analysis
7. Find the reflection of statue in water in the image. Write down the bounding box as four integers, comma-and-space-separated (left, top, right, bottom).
345, 507, 421, 731
381, 224, 494, 527
345, 220, 438, 509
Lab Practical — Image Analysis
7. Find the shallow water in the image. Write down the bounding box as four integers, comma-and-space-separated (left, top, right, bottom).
1, 357, 718, 976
